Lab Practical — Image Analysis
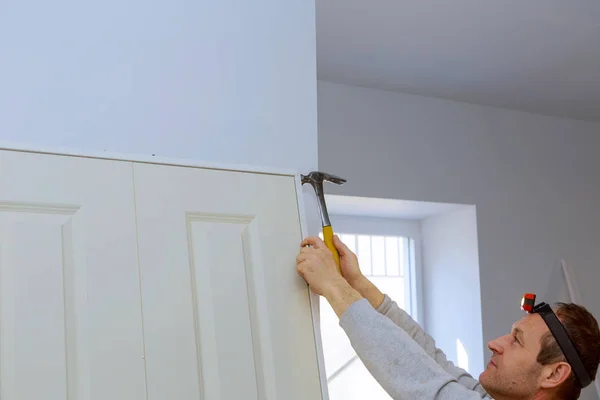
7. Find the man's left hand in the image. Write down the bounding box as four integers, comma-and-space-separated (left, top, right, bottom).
297, 236, 363, 317
296, 236, 345, 297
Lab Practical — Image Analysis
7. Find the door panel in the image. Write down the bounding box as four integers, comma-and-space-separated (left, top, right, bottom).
187, 214, 267, 400
134, 163, 323, 400
0, 150, 146, 400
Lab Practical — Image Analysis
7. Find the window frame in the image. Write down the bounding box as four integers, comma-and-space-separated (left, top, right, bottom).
329, 214, 424, 324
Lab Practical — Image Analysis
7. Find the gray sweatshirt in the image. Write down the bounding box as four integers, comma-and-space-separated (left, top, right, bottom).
339, 295, 493, 399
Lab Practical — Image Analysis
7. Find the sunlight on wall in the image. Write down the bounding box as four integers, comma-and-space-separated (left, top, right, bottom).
457, 338, 469, 372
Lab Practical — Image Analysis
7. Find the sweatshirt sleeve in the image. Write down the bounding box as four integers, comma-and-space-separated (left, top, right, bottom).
376, 294, 487, 394
339, 298, 490, 400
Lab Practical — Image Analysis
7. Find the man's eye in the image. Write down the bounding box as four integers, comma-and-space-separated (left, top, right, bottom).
513, 335, 521, 345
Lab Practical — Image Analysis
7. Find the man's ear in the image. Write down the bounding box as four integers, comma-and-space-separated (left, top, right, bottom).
540, 362, 572, 389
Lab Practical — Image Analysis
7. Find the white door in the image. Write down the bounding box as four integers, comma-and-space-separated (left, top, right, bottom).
133, 163, 324, 400
0, 150, 147, 399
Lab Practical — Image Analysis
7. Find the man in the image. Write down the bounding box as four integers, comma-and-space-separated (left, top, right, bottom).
296, 235, 600, 399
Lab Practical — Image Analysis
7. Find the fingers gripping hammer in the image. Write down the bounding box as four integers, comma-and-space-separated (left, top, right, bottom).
301, 171, 346, 274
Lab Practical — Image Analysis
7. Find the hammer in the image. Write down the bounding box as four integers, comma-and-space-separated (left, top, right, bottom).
301, 171, 346, 274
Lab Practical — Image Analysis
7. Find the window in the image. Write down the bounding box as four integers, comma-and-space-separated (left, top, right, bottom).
319, 232, 418, 400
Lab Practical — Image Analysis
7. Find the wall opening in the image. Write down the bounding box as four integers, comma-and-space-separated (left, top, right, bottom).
318, 194, 484, 399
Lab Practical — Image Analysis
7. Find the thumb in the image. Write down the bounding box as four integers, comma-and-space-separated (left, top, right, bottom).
333, 235, 350, 258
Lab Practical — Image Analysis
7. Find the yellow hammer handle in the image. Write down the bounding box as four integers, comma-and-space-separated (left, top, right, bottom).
323, 225, 342, 275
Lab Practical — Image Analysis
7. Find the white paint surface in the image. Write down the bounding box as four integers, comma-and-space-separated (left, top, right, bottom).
0, 150, 146, 399
326, 194, 465, 220
0, 0, 318, 173
317, 1, 600, 121
318, 81, 600, 380
421, 206, 484, 377
133, 163, 323, 400
0, 149, 326, 400
330, 214, 422, 240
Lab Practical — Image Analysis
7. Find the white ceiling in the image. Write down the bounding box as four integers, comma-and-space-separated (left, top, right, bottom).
316, 1, 600, 121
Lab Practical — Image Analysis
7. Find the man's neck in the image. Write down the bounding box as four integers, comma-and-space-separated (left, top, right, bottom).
527, 390, 554, 400
531, 391, 554, 400
488, 390, 551, 400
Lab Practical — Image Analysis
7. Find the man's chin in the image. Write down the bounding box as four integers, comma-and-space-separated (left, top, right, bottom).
479, 367, 493, 382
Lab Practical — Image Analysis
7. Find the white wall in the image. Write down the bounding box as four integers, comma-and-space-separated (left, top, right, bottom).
330, 214, 422, 240
318, 81, 600, 371
421, 206, 484, 376
0, 0, 318, 173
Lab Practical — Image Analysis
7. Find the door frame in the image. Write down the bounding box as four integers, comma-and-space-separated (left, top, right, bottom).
0, 141, 330, 400
0, 141, 300, 177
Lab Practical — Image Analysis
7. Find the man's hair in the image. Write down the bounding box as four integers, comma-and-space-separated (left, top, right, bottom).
536, 303, 600, 399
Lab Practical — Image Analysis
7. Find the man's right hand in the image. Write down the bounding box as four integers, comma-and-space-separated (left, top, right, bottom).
332, 235, 363, 285
332, 235, 385, 309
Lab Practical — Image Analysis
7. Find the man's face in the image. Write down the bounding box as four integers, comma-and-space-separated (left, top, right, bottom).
479, 313, 550, 398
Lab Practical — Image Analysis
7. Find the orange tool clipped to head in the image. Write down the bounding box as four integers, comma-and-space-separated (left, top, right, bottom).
520, 293, 536, 313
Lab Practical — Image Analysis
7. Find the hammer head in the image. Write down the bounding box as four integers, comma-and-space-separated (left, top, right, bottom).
301, 171, 346, 187
301, 171, 345, 227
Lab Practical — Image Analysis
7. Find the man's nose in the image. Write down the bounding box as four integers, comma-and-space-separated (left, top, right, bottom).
488, 335, 509, 354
